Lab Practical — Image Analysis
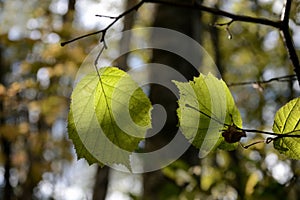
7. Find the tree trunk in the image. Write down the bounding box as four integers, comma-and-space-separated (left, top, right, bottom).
63, 0, 76, 22
0, 33, 14, 200
2, 136, 13, 200
113, 0, 138, 70
143, 1, 202, 199
92, 166, 109, 200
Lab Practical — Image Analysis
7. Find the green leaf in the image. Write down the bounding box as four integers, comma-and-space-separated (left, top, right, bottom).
272, 97, 300, 159
69, 67, 152, 169
68, 109, 104, 166
173, 73, 242, 158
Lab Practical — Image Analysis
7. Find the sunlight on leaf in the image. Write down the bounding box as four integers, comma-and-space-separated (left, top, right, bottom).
174, 73, 242, 158
68, 109, 103, 166
273, 97, 300, 159
68, 67, 152, 169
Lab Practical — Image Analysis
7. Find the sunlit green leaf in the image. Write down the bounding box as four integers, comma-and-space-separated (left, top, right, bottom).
68, 67, 152, 169
174, 73, 242, 157
272, 97, 300, 159
68, 109, 104, 166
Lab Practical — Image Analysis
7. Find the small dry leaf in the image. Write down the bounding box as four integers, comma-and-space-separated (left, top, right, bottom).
222, 125, 246, 143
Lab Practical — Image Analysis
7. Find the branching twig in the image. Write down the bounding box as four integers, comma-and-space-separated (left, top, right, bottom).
61, 0, 282, 46
60, 0, 144, 46
143, 0, 282, 28
186, 104, 300, 147
60, 0, 300, 85
244, 132, 300, 149
143, 0, 300, 85
228, 74, 297, 87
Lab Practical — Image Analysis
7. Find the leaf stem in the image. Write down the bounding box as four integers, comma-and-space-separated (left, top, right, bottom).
185, 104, 226, 126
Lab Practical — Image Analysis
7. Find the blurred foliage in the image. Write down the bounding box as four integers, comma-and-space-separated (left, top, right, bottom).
1, 0, 300, 200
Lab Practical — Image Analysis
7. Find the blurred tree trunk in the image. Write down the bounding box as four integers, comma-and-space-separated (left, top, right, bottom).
209, 7, 223, 74
92, 166, 109, 200
143, 1, 202, 199
18, 0, 80, 199
63, 0, 76, 22
0, 35, 14, 200
2, 140, 12, 200
113, 0, 138, 70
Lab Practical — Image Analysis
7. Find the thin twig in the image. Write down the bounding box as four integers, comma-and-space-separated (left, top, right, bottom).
243, 131, 300, 149
61, 30, 103, 46
213, 19, 234, 27
185, 104, 300, 139
241, 128, 299, 138
60, 0, 145, 46
95, 14, 118, 19
243, 140, 265, 149
228, 74, 297, 87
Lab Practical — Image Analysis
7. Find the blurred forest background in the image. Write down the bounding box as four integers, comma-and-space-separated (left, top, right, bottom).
1, 0, 300, 199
